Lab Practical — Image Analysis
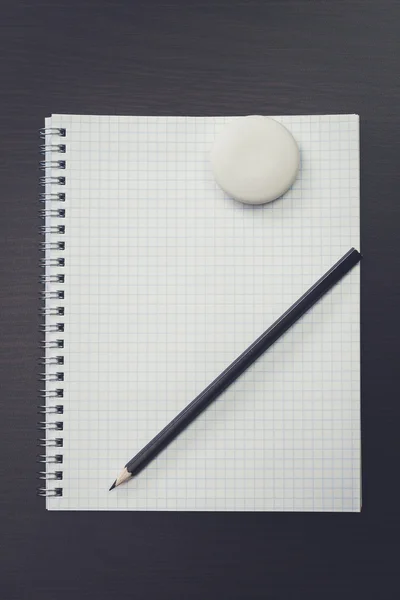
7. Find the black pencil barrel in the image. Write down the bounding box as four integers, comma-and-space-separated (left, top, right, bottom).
126, 248, 361, 477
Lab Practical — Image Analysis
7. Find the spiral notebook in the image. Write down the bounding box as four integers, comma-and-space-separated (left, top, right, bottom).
40, 114, 360, 512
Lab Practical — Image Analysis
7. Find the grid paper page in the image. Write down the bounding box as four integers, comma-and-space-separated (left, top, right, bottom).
44, 114, 360, 511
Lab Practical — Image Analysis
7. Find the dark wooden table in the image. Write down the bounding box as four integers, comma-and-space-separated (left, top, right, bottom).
1, 1, 399, 598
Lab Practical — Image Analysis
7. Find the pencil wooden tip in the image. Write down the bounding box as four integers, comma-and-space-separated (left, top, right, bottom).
112, 466, 132, 489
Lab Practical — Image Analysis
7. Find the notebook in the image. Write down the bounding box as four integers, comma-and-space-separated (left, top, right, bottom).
39, 114, 360, 511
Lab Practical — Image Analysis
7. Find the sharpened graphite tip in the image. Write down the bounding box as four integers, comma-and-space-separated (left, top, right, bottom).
109, 480, 116, 491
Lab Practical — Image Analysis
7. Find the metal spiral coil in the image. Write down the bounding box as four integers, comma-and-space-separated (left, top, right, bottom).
39, 175, 66, 186
40, 339, 64, 349
37, 437, 63, 447
39, 127, 66, 138
38, 388, 64, 398
39, 306, 65, 316
39, 160, 66, 170
38, 371, 64, 382
38, 471, 63, 481
39, 258, 65, 268
39, 192, 65, 202
40, 224, 65, 235
37, 487, 63, 497
39, 324, 65, 334
37, 421, 64, 431
40, 143, 66, 154
37, 126, 66, 499
39, 209, 66, 218
37, 454, 63, 464
39, 241, 65, 251
37, 404, 64, 414
39, 290, 64, 301
39, 274, 65, 284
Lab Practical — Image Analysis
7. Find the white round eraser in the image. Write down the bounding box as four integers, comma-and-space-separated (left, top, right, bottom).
211, 115, 300, 205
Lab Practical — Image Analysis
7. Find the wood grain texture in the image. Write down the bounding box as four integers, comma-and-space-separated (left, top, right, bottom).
1, 0, 400, 598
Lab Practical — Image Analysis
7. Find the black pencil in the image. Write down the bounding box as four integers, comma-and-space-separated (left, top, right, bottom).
110, 247, 361, 490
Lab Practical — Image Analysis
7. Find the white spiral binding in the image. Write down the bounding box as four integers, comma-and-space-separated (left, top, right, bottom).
37, 127, 66, 499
